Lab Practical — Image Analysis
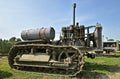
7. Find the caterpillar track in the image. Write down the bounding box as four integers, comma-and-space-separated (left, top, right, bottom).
8, 41, 85, 76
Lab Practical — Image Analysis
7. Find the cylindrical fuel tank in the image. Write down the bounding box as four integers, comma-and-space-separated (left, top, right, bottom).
21, 27, 55, 40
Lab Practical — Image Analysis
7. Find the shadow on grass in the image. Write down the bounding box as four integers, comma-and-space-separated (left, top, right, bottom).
83, 62, 120, 73
76, 71, 110, 79
97, 54, 120, 58
0, 70, 12, 79
96, 52, 120, 58
76, 62, 120, 79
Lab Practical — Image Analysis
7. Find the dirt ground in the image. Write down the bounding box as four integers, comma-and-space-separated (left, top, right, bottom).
108, 73, 120, 79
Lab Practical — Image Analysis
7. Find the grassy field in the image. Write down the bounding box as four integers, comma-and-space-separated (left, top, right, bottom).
84, 53, 120, 74
0, 53, 120, 79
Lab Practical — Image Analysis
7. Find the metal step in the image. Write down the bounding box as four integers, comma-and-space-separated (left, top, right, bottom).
13, 63, 76, 70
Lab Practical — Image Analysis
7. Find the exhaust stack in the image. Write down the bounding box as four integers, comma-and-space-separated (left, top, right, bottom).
73, 3, 76, 26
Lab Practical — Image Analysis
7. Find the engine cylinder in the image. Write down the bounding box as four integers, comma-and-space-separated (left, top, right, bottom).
21, 27, 55, 40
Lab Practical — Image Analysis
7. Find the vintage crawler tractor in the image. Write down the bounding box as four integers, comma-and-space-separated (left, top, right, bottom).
8, 3, 102, 76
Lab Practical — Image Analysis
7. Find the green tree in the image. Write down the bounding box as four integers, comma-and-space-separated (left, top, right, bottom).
16, 38, 21, 42
9, 37, 16, 44
107, 39, 114, 41
0, 39, 12, 54
0, 37, 22, 54
9, 37, 21, 44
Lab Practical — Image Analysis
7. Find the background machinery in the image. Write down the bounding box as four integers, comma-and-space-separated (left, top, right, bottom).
8, 3, 102, 76
103, 41, 119, 54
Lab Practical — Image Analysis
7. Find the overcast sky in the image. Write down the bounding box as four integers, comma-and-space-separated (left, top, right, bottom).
0, 0, 120, 41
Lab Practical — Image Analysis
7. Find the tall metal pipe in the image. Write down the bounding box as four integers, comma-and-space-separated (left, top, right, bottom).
73, 3, 76, 26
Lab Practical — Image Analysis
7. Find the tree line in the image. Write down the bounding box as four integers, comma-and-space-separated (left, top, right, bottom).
0, 37, 21, 55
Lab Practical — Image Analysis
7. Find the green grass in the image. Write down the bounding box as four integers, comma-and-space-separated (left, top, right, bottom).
84, 53, 120, 74
0, 53, 120, 79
